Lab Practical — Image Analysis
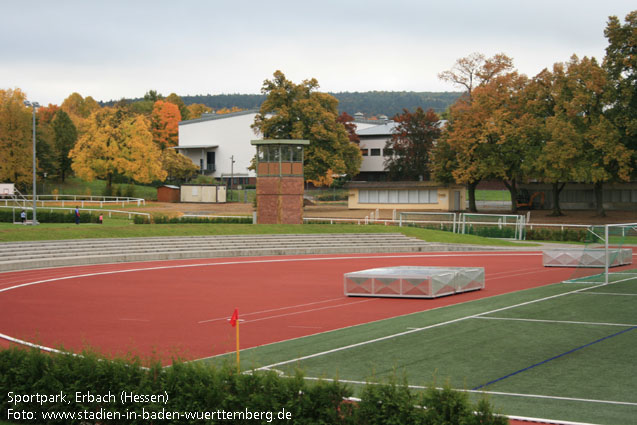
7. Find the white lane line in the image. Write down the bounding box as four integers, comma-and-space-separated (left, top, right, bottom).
198, 297, 344, 324
474, 316, 637, 327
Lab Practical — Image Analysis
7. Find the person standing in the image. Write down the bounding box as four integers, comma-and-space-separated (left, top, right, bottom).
20, 210, 26, 224
74, 206, 80, 225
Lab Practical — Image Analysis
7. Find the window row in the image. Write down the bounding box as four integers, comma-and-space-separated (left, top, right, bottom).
359, 189, 438, 204
361, 148, 392, 157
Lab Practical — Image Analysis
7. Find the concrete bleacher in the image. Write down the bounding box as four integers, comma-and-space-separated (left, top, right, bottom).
0, 233, 494, 272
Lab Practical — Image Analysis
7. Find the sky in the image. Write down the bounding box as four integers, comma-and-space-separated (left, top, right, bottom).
2, 0, 635, 106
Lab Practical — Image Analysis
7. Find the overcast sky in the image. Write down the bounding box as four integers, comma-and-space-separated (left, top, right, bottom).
2, 0, 635, 106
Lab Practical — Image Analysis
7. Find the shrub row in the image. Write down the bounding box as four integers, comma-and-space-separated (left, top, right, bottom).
0, 347, 506, 425
0, 210, 100, 224
526, 227, 593, 242
133, 215, 252, 224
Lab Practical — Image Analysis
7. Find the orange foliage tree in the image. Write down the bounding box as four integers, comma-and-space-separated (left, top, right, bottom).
151, 100, 181, 150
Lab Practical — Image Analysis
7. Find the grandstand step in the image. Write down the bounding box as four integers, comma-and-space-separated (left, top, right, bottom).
0, 233, 451, 272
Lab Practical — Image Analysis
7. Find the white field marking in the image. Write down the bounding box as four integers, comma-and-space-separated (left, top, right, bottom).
198, 297, 344, 324
287, 325, 323, 329
0, 251, 543, 352
300, 376, 637, 407
241, 299, 375, 324
0, 332, 71, 355
580, 291, 637, 296
197, 265, 568, 363
256, 283, 605, 371
474, 316, 637, 327
0, 252, 542, 293
118, 318, 151, 322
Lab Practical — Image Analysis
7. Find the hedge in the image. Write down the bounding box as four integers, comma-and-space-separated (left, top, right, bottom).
0, 348, 506, 425
134, 215, 252, 224
0, 210, 100, 224
526, 227, 593, 242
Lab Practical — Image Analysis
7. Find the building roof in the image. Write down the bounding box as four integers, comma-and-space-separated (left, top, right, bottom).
346, 181, 463, 189
356, 121, 398, 136
173, 145, 219, 149
356, 119, 448, 137
178, 109, 258, 126
250, 139, 310, 146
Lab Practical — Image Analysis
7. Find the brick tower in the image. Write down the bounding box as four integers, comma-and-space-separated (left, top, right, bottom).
251, 139, 310, 224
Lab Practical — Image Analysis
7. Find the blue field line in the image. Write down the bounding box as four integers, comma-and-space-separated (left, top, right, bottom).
472, 325, 637, 391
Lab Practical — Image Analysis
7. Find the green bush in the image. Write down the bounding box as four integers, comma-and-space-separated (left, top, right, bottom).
0, 209, 100, 224
526, 227, 590, 242
0, 348, 505, 425
134, 214, 252, 224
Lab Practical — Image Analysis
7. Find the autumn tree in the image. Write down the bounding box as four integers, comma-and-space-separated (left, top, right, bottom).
436, 53, 516, 211
0, 89, 33, 188
52, 110, 77, 181
186, 103, 212, 120
69, 107, 166, 188
252, 70, 361, 184
550, 55, 632, 216
160, 148, 199, 181
604, 11, 637, 172
151, 100, 181, 149
384, 108, 441, 181
165, 93, 190, 121
521, 65, 572, 216
336, 112, 360, 144
61, 92, 100, 119
438, 52, 514, 100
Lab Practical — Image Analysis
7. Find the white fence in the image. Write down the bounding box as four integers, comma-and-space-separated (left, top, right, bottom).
304, 213, 595, 241
2, 194, 146, 208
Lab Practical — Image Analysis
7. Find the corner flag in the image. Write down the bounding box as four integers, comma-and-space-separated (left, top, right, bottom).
230, 308, 239, 327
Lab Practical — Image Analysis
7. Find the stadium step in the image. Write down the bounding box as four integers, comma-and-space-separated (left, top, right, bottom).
0, 233, 481, 272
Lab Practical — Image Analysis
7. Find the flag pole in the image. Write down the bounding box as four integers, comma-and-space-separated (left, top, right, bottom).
235, 318, 240, 372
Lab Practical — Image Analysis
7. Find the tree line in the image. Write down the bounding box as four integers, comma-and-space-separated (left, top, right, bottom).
111, 91, 462, 118
385, 11, 637, 217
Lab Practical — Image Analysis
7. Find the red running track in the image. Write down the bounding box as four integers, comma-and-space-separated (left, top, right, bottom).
0, 251, 582, 361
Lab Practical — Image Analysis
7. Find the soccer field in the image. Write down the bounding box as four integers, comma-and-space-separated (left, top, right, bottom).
207, 270, 637, 424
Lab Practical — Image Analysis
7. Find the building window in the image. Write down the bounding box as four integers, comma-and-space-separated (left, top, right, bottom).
370, 148, 381, 156
383, 148, 393, 156
360, 149, 369, 156
359, 189, 438, 204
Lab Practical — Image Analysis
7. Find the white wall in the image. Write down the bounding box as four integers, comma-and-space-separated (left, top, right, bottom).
359, 135, 391, 172
178, 113, 259, 178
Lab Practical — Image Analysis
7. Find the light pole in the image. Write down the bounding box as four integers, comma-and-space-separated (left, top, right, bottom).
24, 100, 39, 225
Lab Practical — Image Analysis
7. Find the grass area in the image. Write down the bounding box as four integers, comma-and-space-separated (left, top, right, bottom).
0, 221, 535, 245
475, 190, 511, 201
205, 273, 637, 424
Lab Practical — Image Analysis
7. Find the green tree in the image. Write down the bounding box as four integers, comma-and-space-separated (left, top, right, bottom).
52, 110, 77, 182
604, 11, 637, 173
252, 70, 361, 183
551, 55, 632, 216
522, 65, 572, 216
384, 107, 441, 181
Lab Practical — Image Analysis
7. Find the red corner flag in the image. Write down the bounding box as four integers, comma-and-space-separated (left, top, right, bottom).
229, 308, 239, 327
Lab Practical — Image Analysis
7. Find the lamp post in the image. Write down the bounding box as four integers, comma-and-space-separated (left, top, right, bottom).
24, 100, 39, 225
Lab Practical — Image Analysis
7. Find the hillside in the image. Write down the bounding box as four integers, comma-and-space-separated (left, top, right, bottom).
181, 91, 462, 117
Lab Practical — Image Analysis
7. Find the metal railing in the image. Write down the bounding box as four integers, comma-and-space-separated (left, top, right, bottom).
2, 195, 146, 208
